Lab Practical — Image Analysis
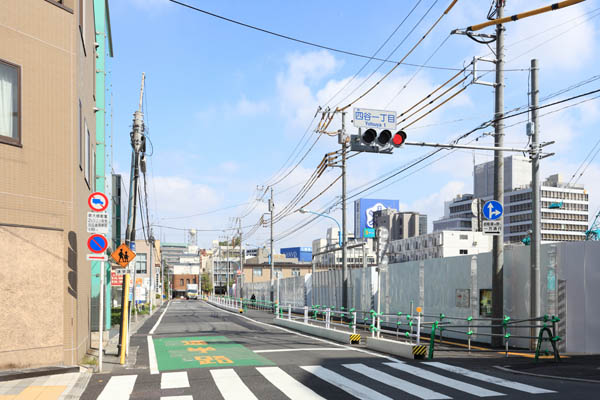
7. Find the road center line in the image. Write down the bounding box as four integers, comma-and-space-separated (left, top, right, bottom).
150, 301, 170, 335
253, 347, 346, 353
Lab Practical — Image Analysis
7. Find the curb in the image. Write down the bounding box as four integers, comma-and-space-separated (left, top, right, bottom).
0, 366, 81, 382
493, 365, 600, 384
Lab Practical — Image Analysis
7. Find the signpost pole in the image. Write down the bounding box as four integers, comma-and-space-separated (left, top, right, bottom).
98, 261, 104, 372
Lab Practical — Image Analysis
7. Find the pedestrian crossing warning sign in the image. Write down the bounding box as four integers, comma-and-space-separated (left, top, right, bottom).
111, 243, 136, 268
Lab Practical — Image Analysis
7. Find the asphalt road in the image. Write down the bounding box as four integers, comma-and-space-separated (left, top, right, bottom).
81, 300, 598, 399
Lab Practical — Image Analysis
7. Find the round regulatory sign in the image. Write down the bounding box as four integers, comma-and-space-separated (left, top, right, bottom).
88, 192, 109, 212
88, 234, 108, 254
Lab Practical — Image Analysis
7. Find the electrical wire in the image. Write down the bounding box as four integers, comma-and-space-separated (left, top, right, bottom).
167, 0, 481, 72
323, 0, 424, 107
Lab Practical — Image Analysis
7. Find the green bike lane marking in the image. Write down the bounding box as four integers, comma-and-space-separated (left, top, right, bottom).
153, 335, 274, 371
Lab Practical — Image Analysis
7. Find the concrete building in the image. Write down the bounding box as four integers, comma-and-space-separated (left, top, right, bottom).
372, 209, 427, 241
312, 227, 377, 269
131, 239, 162, 304
433, 156, 589, 243
0, 0, 112, 369
211, 240, 243, 294
389, 231, 493, 263
161, 242, 188, 265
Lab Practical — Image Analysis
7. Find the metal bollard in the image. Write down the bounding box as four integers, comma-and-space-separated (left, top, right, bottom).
288, 305, 292, 320
352, 312, 357, 334
304, 306, 308, 324
275, 304, 279, 319
326, 308, 331, 329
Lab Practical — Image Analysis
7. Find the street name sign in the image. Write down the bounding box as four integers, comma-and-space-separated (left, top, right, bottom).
353, 108, 397, 130
111, 243, 136, 267
483, 200, 503, 220
88, 192, 109, 212
483, 220, 503, 235
87, 211, 109, 234
87, 234, 108, 253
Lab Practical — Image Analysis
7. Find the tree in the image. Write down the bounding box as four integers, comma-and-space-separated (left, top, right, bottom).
201, 272, 213, 293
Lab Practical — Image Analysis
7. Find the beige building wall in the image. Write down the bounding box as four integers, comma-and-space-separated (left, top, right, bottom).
0, 0, 97, 368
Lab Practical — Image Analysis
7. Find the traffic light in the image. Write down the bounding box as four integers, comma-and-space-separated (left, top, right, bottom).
351, 130, 407, 153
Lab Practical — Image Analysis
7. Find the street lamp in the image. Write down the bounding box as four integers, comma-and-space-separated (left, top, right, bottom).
299, 209, 342, 247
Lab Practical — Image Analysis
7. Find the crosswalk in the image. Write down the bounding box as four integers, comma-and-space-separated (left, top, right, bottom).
93, 361, 556, 399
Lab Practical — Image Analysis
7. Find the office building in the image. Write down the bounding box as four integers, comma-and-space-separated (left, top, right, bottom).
433, 156, 589, 243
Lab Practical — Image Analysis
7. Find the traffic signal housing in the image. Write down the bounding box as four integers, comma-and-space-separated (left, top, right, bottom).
351, 129, 407, 153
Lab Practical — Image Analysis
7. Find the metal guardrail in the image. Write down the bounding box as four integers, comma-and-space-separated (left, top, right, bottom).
206, 296, 561, 361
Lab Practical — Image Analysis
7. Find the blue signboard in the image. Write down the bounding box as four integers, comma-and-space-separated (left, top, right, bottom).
354, 198, 400, 238
363, 228, 376, 238
483, 200, 503, 220
280, 247, 312, 262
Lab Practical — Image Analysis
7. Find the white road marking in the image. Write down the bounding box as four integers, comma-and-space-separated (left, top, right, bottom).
150, 301, 170, 334
160, 396, 193, 400
161, 371, 190, 389
426, 362, 555, 394
211, 368, 258, 400
257, 366, 326, 400
301, 365, 393, 400
385, 362, 504, 397
254, 347, 346, 353
97, 375, 137, 400
203, 300, 404, 363
344, 363, 451, 400
147, 336, 159, 375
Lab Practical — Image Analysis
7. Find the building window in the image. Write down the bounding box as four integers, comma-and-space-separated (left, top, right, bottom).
180, 279, 184, 286
135, 253, 147, 274
186, 279, 190, 284
193, 277, 196, 284
292, 268, 300, 277
84, 120, 90, 184
253, 268, 262, 277
459, 249, 468, 255
79, 0, 86, 53
78, 100, 82, 168
459, 234, 468, 240
0, 59, 20, 146
275, 267, 283, 278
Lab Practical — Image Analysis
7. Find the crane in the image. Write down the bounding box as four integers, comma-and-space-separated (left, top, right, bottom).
586, 210, 600, 240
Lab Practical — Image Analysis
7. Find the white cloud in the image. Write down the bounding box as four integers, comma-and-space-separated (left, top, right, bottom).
235, 96, 270, 116
152, 176, 221, 215
219, 161, 239, 173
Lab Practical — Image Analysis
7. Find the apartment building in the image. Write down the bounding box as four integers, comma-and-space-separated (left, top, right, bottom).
0, 0, 111, 368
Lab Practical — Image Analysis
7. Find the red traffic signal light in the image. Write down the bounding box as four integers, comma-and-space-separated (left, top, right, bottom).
392, 130, 407, 147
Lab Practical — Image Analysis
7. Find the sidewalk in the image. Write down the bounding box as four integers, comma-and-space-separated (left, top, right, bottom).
495, 354, 600, 383
0, 301, 167, 398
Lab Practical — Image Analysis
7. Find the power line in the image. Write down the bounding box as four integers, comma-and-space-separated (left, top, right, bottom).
161, 201, 250, 220
166, 0, 493, 72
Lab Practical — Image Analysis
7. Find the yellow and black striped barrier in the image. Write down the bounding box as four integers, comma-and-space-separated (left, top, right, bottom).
349, 334, 361, 344
412, 345, 427, 359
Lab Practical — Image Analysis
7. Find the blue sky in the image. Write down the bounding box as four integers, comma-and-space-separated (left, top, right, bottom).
107, 0, 600, 249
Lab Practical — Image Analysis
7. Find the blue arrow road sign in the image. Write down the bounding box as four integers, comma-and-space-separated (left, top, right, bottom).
483, 200, 503, 220
88, 234, 108, 253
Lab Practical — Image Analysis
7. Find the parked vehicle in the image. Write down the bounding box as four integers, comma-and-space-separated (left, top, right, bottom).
186, 283, 198, 300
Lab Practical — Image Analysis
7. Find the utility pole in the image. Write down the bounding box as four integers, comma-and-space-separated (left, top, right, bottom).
530, 58, 541, 345
226, 234, 230, 296
491, 0, 505, 348
149, 233, 154, 312
238, 217, 243, 299
119, 73, 145, 358
269, 187, 275, 302
341, 112, 348, 310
